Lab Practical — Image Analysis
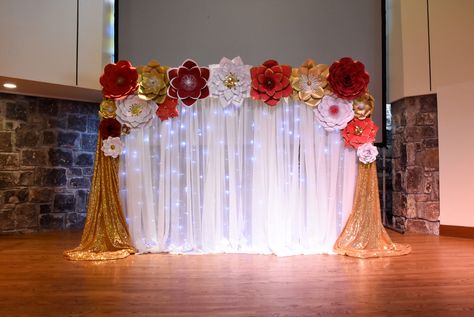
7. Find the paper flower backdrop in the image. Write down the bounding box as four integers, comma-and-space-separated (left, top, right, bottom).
314, 95, 354, 131
357, 142, 379, 164
100, 60, 138, 100
327, 57, 369, 100
99, 118, 122, 140
291, 59, 329, 107
157, 96, 179, 121
102, 136, 124, 158
115, 95, 157, 129
342, 118, 378, 149
250, 59, 292, 106
209, 57, 251, 107
168, 59, 210, 107
352, 93, 374, 120
99, 99, 117, 119
137, 60, 169, 104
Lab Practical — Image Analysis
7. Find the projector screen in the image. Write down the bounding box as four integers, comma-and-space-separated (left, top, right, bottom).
118, 0, 384, 143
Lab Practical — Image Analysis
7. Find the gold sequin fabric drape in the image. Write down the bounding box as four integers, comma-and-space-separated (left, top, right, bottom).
64, 136, 136, 261
334, 162, 411, 258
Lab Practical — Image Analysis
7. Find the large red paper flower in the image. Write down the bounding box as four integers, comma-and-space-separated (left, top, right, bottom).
342, 118, 378, 149
99, 118, 122, 140
250, 60, 292, 106
157, 96, 179, 121
100, 60, 139, 99
167, 59, 210, 107
327, 57, 369, 100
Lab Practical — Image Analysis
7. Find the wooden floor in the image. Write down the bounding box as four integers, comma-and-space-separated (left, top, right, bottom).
1, 232, 474, 317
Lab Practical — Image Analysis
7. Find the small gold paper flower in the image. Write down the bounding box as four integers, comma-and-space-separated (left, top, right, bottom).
99, 99, 117, 118
291, 59, 329, 107
352, 93, 375, 119
137, 60, 169, 104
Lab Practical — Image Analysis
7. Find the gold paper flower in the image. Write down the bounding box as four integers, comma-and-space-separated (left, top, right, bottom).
99, 99, 117, 118
137, 60, 169, 104
291, 59, 329, 107
352, 93, 375, 119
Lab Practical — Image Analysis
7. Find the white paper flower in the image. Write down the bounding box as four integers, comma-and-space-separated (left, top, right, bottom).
209, 56, 251, 107
115, 94, 158, 129
357, 142, 378, 164
101, 136, 124, 158
314, 95, 354, 131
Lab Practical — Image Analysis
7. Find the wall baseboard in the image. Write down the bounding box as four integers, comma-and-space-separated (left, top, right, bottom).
440, 225, 474, 239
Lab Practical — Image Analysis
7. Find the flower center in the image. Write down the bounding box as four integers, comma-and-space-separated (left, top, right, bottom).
148, 77, 160, 88
265, 78, 275, 89
354, 126, 363, 136
299, 74, 320, 93
130, 103, 143, 116
116, 76, 125, 86
110, 144, 116, 150
329, 105, 339, 115
223, 72, 239, 89
181, 74, 197, 91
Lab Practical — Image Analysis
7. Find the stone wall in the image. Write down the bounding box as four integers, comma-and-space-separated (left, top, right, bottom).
390, 94, 440, 234
0, 93, 98, 233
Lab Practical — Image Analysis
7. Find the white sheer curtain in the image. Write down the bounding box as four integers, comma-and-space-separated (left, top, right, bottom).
119, 98, 357, 255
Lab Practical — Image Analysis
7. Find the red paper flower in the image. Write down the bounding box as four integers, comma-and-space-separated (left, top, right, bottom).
342, 118, 378, 149
250, 60, 292, 106
167, 59, 210, 106
99, 118, 122, 140
100, 60, 139, 100
327, 57, 369, 100
157, 96, 179, 121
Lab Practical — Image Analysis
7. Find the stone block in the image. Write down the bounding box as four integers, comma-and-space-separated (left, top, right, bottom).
406, 219, 439, 235
75, 153, 94, 166
29, 188, 54, 203
0, 171, 19, 189
15, 204, 39, 229
419, 94, 437, 113
75, 190, 89, 213
81, 134, 97, 152
0, 205, 16, 231
415, 148, 439, 170
67, 168, 82, 177
39, 204, 52, 214
69, 177, 90, 189
68, 114, 87, 132
2, 188, 29, 204
48, 148, 73, 166
392, 192, 407, 216
36, 168, 67, 187
18, 171, 35, 186
21, 150, 48, 166
0, 132, 12, 151
47, 118, 67, 129
39, 213, 64, 230
57, 131, 79, 148
66, 212, 86, 230
83, 167, 94, 176
42, 131, 56, 145
406, 167, 424, 193
406, 195, 417, 218
423, 138, 438, 148
87, 116, 100, 133
416, 113, 436, 126
54, 193, 76, 213
6, 101, 28, 121
0, 153, 19, 170
406, 143, 416, 166
15, 124, 40, 147
416, 202, 440, 222
37, 99, 58, 116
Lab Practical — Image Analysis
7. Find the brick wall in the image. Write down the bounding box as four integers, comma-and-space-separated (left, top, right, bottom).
0, 93, 98, 233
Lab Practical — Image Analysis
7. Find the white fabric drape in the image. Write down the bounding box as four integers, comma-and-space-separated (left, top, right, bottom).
119, 98, 357, 255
